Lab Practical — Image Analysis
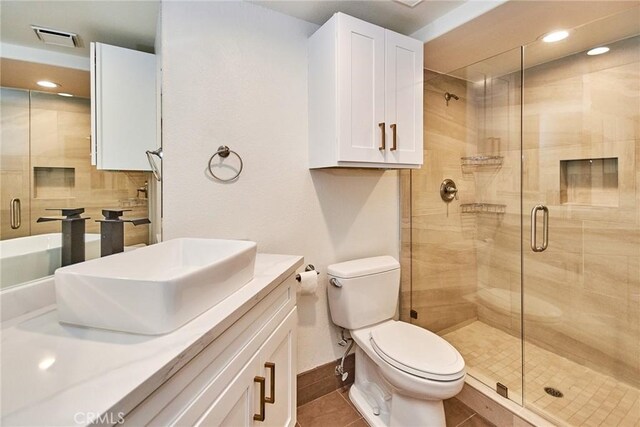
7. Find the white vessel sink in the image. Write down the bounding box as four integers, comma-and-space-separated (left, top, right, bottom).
54, 238, 257, 334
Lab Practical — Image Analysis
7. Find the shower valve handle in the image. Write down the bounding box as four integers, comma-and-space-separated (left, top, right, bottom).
440, 179, 458, 202
446, 186, 459, 200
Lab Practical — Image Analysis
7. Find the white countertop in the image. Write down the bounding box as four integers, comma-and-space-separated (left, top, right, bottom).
1, 254, 303, 427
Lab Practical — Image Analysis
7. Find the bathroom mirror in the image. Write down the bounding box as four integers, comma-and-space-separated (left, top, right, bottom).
0, 1, 161, 290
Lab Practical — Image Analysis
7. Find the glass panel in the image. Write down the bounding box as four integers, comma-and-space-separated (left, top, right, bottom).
522, 12, 640, 425
407, 46, 523, 404
0, 88, 31, 240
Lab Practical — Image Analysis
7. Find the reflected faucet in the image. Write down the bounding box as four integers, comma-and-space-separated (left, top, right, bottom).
37, 208, 90, 266
96, 209, 151, 257
137, 181, 148, 199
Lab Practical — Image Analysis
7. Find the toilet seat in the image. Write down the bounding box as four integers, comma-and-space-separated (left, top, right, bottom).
369, 321, 465, 382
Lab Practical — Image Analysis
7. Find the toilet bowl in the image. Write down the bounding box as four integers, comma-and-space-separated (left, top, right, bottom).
327, 256, 466, 427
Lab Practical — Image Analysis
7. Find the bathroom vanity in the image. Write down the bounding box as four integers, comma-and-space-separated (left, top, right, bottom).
0, 253, 302, 426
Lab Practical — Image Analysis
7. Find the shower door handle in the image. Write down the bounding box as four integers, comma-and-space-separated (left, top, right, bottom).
10, 198, 21, 229
530, 205, 549, 252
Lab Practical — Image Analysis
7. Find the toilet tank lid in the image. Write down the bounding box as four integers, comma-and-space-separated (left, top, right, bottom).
327, 256, 399, 279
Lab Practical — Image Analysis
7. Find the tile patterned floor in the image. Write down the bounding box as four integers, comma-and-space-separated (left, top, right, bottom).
296, 386, 494, 427
444, 321, 640, 427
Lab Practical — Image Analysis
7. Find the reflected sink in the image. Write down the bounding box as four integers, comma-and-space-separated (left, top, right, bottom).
54, 238, 257, 334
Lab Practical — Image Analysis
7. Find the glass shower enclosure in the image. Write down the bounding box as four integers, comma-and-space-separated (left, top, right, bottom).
403, 10, 639, 426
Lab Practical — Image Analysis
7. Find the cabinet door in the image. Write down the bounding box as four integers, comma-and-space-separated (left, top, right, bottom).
384, 30, 423, 166
91, 42, 156, 170
194, 353, 261, 427
337, 14, 386, 163
192, 309, 297, 427
259, 309, 297, 427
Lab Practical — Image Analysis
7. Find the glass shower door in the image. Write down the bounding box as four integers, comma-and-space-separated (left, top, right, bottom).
522, 20, 640, 426
0, 88, 31, 240
408, 46, 524, 405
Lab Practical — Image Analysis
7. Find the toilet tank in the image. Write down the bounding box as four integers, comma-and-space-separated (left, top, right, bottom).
327, 256, 400, 330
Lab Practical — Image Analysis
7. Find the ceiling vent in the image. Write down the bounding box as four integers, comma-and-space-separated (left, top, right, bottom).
393, 0, 424, 7
31, 25, 79, 48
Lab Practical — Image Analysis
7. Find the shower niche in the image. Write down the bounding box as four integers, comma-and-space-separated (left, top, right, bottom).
33, 167, 75, 199
560, 157, 618, 206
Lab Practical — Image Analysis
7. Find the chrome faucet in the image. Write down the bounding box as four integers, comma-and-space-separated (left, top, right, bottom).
37, 208, 90, 266
96, 209, 150, 257
136, 181, 148, 199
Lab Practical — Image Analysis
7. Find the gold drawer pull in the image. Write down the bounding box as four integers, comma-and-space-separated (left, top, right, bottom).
390, 124, 397, 151
378, 122, 385, 150
253, 376, 266, 422
265, 362, 275, 404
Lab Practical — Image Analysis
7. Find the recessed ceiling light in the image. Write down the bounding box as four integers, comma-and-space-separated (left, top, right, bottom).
587, 47, 610, 56
37, 80, 59, 88
542, 30, 569, 43
57, 92, 74, 97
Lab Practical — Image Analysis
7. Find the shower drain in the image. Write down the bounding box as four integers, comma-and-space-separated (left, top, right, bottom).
544, 387, 564, 398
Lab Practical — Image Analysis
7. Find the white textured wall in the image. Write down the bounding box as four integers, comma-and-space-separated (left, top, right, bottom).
161, 1, 399, 372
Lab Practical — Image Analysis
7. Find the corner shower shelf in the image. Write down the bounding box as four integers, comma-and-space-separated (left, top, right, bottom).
460, 203, 506, 214
461, 155, 503, 168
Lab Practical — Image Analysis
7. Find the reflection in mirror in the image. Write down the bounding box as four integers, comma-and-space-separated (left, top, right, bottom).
0, 88, 151, 289
0, 0, 160, 290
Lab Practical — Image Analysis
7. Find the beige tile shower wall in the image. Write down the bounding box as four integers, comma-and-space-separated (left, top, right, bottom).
399, 169, 412, 322
476, 36, 639, 387
26, 92, 150, 246
403, 70, 479, 332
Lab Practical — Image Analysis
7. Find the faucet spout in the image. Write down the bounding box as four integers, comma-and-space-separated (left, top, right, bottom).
96, 209, 151, 257
37, 208, 90, 266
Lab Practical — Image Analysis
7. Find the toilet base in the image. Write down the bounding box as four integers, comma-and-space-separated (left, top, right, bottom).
349, 385, 389, 427
348, 346, 448, 427
349, 384, 446, 427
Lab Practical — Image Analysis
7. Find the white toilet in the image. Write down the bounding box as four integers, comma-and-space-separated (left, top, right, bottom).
327, 256, 466, 427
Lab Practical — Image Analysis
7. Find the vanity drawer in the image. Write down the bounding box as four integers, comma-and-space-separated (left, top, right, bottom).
123, 274, 296, 426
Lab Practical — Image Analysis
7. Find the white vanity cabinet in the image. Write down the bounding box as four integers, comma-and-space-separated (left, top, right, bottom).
308, 13, 423, 169
197, 310, 296, 427
122, 273, 297, 427
90, 42, 157, 171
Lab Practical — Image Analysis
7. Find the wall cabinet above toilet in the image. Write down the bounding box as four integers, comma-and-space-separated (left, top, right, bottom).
308, 13, 424, 169
90, 42, 157, 171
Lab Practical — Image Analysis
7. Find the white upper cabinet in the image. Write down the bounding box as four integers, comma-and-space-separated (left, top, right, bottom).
91, 42, 157, 171
309, 13, 423, 169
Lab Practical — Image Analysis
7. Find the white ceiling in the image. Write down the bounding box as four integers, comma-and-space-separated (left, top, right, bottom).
0, 0, 477, 93
5, 0, 636, 97
0, 0, 160, 58
0, 0, 468, 64
249, 0, 466, 36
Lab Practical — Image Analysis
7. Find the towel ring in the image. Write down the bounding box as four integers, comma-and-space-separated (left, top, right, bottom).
208, 146, 243, 182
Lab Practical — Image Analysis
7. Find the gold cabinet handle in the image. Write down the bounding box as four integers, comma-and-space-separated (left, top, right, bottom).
253, 376, 266, 422
378, 122, 385, 150
390, 124, 397, 151
265, 362, 275, 404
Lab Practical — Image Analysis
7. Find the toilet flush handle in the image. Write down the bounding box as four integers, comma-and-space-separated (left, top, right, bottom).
329, 278, 342, 288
